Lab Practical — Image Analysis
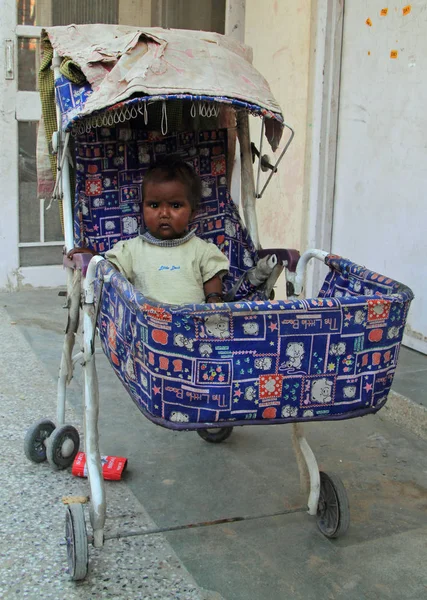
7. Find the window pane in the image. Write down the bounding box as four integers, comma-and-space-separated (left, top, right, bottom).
52, 0, 118, 25
19, 122, 39, 243
17, 0, 37, 26
18, 37, 40, 92
19, 122, 63, 249
19, 246, 63, 267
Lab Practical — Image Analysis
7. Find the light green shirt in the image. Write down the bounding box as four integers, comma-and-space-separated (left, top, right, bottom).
105, 235, 229, 305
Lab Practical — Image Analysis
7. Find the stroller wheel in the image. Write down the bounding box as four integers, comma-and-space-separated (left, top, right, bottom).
197, 427, 233, 443
24, 419, 56, 463
316, 471, 350, 539
46, 425, 80, 470
65, 503, 89, 581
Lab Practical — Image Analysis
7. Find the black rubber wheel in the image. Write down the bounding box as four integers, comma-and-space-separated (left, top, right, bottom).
65, 503, 89, 581
46, 425, 80, 470
316, 471, 350, 539
197, 427, 233, 443
24, 419, 56, 463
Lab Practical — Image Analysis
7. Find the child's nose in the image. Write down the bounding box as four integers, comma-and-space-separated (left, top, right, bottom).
160, 205, 170, 217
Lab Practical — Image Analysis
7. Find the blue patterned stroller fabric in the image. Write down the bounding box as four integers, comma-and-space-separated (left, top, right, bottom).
74, 127, 260, 300
70, 115, 414, 429
95, 256, 413, 429
55, 73, 283, 133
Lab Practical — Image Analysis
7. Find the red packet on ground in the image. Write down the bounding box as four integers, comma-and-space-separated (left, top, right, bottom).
72, 452, 127, 480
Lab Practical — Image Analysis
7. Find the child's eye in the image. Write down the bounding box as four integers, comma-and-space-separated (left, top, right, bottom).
149, 202, 158, 209
172, 203, 182, 209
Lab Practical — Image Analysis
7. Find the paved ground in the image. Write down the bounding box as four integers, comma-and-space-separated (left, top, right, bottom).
1, 288, 427, 600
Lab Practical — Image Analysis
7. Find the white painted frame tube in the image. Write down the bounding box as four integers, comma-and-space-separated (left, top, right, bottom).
237, 112, 260, 249
292, 423, 321, 515
294, 249, 328, 296
57, 267, 81, 425
82, 256, 106, 547
52, 51, 74, 252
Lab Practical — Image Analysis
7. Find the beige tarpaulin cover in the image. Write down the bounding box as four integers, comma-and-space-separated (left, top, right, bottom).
44, 24, 284, 150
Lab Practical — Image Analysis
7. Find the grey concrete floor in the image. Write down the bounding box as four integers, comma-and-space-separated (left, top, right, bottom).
392, 346, 427, 409
1, 288, 427, 600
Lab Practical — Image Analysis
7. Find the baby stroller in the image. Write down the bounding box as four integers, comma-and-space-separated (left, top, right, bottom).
24, 25, 413, 581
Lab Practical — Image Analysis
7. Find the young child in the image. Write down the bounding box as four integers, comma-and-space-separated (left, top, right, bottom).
73, 157, 229, 305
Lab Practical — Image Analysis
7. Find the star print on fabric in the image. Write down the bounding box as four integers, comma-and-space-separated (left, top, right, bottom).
268, 322, 278, 332
234, 389, 243, 397
327, 362, 335, 372
153, 385, 161, 395
364, 382, 373, 393
345, 313, 352, 321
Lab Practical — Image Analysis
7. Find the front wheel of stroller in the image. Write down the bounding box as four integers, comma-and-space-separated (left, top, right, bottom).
196, 427, 233, 443
46, 425, 80, 470
65, 503, 89, 581
24, 419, 56, 463
316, 471, 350, 539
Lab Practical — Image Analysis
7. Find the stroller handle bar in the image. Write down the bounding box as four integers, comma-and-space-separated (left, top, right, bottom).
293, 249, 328, 296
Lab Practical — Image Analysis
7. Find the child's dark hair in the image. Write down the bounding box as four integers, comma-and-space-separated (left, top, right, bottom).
142, 156, 202, 212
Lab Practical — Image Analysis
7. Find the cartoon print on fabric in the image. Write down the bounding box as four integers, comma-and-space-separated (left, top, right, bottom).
387, 326, 400, 339
343, 385, 356, 398
330, 342, 346, 356
199, 343, 213, 357
224, 219, 237, 237
125, 356, 136, 380
254, 357, 272, 371
242, 322, 259, 335
354, 310, 366, 324
311, 378, 333, 404
123, 216, 138, 235
169, 411, 190, 423
174, 333, 194, 351
280, 342, 305, 371
282, 405, 298, 418
243, 249, 254, 267
244, 386, 257, 401
203, 314, 230, 339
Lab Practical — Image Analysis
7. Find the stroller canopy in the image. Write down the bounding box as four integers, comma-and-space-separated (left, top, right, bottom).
43, 24, 284, 150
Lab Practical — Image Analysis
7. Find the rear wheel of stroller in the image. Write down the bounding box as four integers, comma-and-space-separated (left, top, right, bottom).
46, 425, 80, 470
196, 427, 233, 443
24, 419, 56, 463
65, 503, 88, 581
316, 471, 350, 538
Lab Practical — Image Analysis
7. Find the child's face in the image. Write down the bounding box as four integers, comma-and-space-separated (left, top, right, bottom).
143, 179, 193, 240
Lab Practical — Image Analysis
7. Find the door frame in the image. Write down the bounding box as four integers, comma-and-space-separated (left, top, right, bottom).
304, 0, 344, 297
0, 15, 66, 291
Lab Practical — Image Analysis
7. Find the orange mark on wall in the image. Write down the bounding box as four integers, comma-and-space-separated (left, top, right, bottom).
390, 50, 398, 59
403, 5, 411, 16
366, 18, 373, 26
380, 8, 388, 16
